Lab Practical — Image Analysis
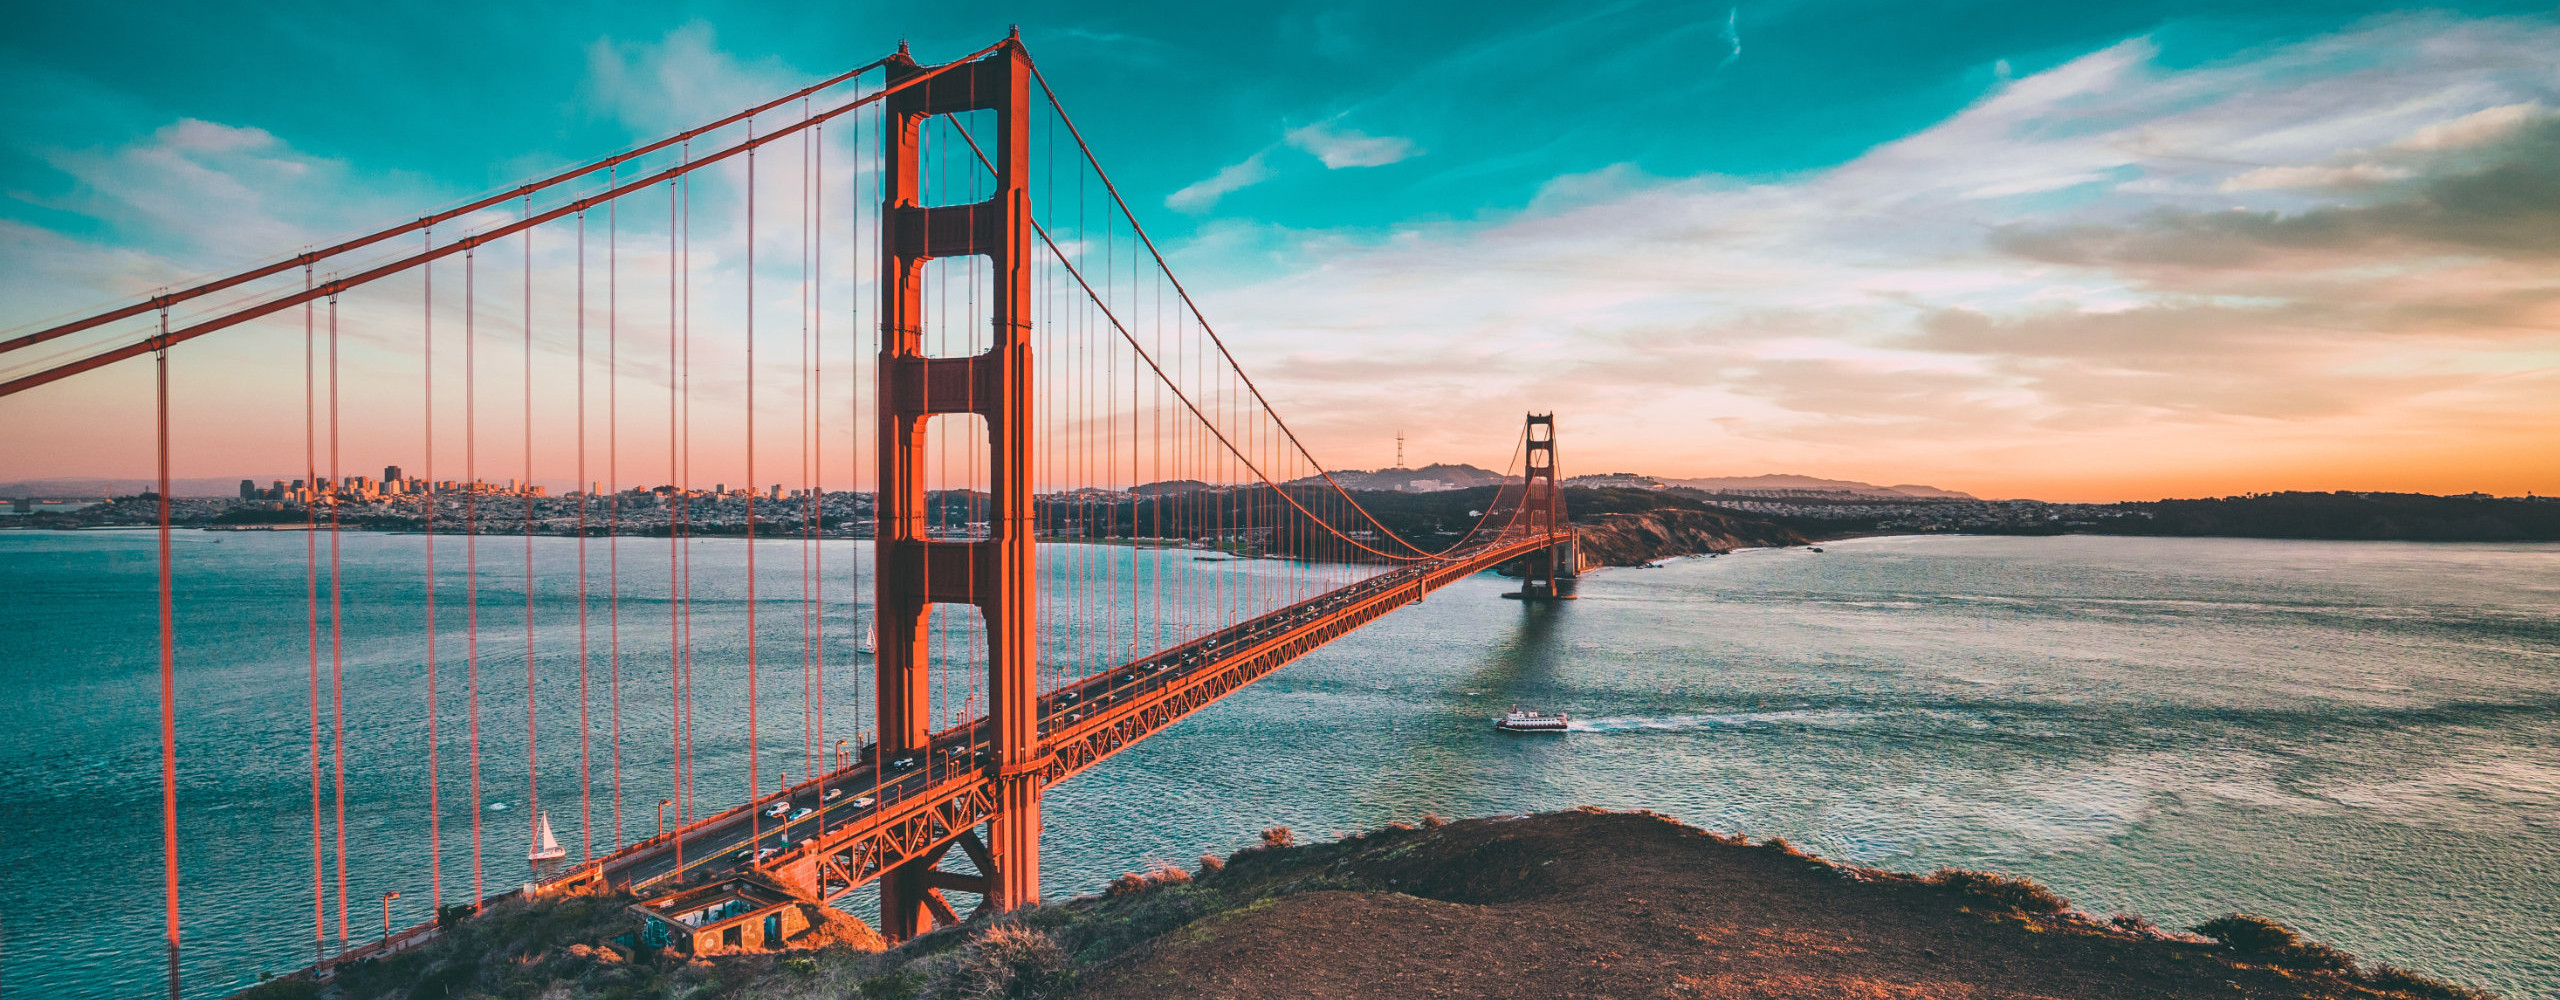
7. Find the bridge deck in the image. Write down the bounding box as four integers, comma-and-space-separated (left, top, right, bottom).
531, 530, 1566, 910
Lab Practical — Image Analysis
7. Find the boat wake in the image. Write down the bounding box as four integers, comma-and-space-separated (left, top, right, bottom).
1567, 708, 1871, 733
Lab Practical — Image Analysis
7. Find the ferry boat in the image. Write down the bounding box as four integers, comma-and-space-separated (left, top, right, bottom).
528, 812, 566, 862
1495, 707, 1569, 734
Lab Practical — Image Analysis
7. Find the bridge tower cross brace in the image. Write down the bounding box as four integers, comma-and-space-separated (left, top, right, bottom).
875, 38, 1041, 939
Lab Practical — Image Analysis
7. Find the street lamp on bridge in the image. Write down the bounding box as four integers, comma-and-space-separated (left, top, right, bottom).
657, 799, 672, 839
379, 891, 400, 943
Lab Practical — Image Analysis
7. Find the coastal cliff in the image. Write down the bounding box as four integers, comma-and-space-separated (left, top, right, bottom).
1570, 505, 1809, 568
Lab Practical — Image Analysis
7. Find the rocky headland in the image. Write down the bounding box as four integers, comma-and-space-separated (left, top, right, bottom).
236, 809, 2493, 1000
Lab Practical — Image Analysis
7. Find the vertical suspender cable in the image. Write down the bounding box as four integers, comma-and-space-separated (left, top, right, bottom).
809, 113, 824, 783
608, 171, 624, 850
680, 146, 696, 830
800, 106, 814, 781
860, 92, 880, 797
523, 197, 541, 864
467, 248, 483, 905
746, 121, 761, 842
680, 154, 695, 825
303, 266, 324, 960
665, 167, 682, 864
155, 311, 180, 1000
329, 290, 349, 949
423, 231, 443, 913
578, 205, 594, 862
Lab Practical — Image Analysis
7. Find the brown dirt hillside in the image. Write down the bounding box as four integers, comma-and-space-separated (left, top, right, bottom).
235, 809, 2489, 1000
1069, 809, 2483, 1000
1570, 508, 1808, 568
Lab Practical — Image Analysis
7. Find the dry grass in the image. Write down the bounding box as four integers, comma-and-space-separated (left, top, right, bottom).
922, 925, 1071, 1000
1104, 863, 1193, 898
1922, 867, 2072, 914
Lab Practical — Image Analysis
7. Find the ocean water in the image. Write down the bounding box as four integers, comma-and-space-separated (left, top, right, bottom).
1, 532, 2554, 997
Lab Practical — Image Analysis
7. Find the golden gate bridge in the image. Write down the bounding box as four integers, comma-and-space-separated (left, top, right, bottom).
0, 33, 1578, 997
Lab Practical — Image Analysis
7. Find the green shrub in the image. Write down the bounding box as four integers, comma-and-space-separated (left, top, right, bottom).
2192, 913, 2300, 954
860, 970, 925, 1000
1924, 868, 2071, 914
925, 925, 1071, 1000
1061, 883, 1215, 965
2107, 913, 2158, 934
2363, 963, 2502, 1000
2287, 940, 2358, 972
2191, 914, 2362, 972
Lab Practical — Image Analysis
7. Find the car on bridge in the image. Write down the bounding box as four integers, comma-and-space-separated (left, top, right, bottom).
763, 801, 791, 818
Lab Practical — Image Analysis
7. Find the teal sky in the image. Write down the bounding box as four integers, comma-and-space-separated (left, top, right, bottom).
5, 1, 2535, 241
6, 2, 2560, 499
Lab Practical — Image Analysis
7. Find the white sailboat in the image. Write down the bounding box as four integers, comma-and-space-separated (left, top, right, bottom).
528, 811, 566, 862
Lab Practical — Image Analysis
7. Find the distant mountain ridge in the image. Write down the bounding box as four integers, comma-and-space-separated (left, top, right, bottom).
0, 477, 259, 498
1292, 463, 1509, 492
1659, 474, 1975, 500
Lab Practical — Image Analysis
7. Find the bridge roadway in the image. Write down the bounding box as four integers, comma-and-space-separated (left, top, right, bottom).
544, 529, 1568, 912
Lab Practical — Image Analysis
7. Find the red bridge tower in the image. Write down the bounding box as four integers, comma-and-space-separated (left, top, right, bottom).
875, 36, 1042, 938
1509, 412, 1579, 599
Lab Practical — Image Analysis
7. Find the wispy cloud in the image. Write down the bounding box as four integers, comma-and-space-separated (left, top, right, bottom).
1718, 7, 1742, 73
1284, 122, 1418, 169
1165, 120, 1419, 213
1166, 150, 1274, 213
582, 22, 800, 135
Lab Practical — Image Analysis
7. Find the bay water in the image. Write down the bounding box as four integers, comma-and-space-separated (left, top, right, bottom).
1, 531, 2552, 997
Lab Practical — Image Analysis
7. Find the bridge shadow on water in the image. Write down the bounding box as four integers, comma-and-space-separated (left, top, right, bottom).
1458, 597, 1570, 708
1329, 590, 1582, 824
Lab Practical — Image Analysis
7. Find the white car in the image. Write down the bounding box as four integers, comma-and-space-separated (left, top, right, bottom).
822, 788, 843, 802
851, 796, 875, 808
790, 807, 814, 821
753, 847, 779, 863
763, 801, 791, 818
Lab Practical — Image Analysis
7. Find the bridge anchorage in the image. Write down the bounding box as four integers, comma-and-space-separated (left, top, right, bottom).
0, 27, 1583, 993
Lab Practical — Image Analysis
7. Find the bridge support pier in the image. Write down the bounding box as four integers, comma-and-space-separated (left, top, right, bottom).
874, 36, 1044, 940
1507, 413, 1579, 600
